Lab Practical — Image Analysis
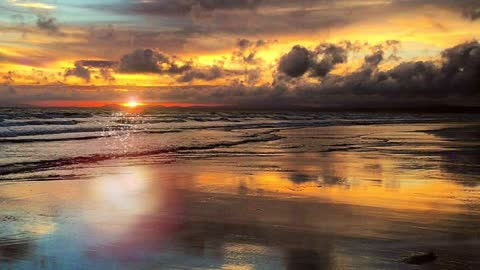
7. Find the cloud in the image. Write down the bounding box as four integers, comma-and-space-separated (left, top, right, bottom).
118, 49, 165, 73
36, 15, 60, 33
125, 0, 263, 16
118, 49, 191, 74
287, 40, 480, 107
163, 40, 480, 108
278, 46, 311, 77
463, 9, 480, 20
106, 0, 463, 37
363, 50, 384, 69
397, 0, 480, 21
246, 68, 262, 86
66, 48, 245, 84
311, 43, 349, 77
96, 0, 370, 37
1, 71, 16, 96
88, 24, 116, 41
177, 65, 223, 83
2, 71, 15, 84
64, 62, 91, 82
237, 38, 252, 50
440, 40, 480, 93
278, 43, 350, 78
64, 61, 117, 83
64, 0, 479, 45
232, 38, 268, 65
5, 40, 480, 109
99, 69, 115, 83
177, 65, 247, 83
117, 48, 247, 83
77, 60, 117, 69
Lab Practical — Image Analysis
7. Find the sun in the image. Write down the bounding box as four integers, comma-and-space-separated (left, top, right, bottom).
122, 100, 144, 108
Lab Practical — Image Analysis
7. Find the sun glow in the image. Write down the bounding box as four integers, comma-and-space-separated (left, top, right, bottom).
122, 100, 144, 108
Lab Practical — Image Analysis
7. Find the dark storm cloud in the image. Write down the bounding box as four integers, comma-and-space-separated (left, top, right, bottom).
91, 0, 365, 37
118, 49, 166, 73
311, 44, 349, 77
63, 61, 117, 83
77, 60, 117, 69
363, 50, 384, 69
6, 40, 480, 109
177, 65, 223, 83
68, 48, 241, 83
233, 38, 269, 65
157, 40, 480, 108
246, 68, 262, 86
393, 0, 480, 21
71, 0, 479, 45
237, 38, 252, 50
278, 43, 350, 78
177, 65, 247, 83
99, 69, 115, 83
74, 26, 191, 59
118, 48, 246, 83
101, 0, 479, 38
236, 38, 265, 50
278, 46, 311, 77
440, 40, 480, 94
36, 15, 60, 33
463, 9, 480, 20
118, 49, 191, 74
64, 62, 90, 82
125, 0, 263, 16
286, 40, 480, 106
168, 63, 194, 74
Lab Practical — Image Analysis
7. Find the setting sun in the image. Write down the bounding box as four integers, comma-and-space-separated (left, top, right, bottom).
122, 101, 144, 108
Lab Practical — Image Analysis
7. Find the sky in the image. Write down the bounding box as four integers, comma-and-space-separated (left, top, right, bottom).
0, 0, 479, 108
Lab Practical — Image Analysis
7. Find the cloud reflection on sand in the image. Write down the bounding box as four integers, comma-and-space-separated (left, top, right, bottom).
191, 152, 478, 213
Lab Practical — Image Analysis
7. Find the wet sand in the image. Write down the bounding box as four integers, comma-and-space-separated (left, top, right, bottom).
0, 123, 479, 269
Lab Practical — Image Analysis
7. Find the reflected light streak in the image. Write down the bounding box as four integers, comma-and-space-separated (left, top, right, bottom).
88, 167, 162, 238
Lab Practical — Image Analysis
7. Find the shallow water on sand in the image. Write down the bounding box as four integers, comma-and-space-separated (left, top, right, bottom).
0, 110, 479, 269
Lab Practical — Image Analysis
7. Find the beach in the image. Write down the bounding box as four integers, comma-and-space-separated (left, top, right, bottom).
0, 108, 479, 269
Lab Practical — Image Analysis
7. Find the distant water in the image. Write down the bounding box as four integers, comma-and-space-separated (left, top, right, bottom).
1, 107, 478, 181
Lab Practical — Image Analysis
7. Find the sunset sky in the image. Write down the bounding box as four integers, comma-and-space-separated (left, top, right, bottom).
0, 0, 479, 107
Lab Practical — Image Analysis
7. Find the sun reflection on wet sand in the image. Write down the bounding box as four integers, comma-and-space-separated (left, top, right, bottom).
79, 166, 187, 260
